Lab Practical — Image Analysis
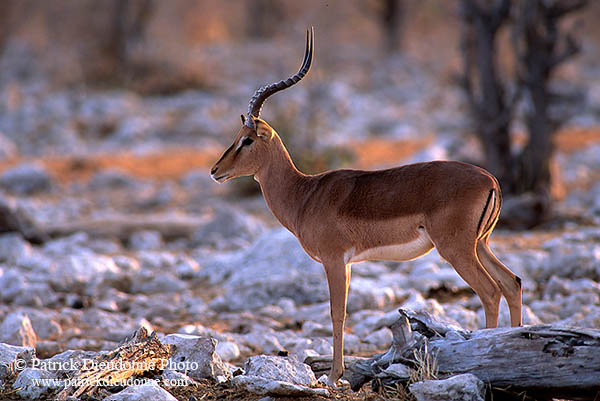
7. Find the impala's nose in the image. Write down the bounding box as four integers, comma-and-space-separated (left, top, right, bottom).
210, 166, 218, 175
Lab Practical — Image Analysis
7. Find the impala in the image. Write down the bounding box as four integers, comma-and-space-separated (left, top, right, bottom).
210, 28, 522, 385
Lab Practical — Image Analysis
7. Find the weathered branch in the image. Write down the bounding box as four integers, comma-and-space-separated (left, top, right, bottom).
550, 31, 580, 69
56, 327, 171, 400
41, 212, 209, 241
306, 309, 600, 399
547, 0, 588, 19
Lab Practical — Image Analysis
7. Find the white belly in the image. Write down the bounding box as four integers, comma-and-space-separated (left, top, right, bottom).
346, 230, 434, 264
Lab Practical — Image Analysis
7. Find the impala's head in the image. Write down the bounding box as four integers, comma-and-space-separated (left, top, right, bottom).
211, 27, 314, 183
210, 116, 277, 182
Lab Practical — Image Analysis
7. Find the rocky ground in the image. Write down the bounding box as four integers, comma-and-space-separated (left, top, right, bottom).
0, 47, 599, 400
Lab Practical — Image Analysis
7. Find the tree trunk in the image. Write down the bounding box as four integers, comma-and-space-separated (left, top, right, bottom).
459, 0, 514, 192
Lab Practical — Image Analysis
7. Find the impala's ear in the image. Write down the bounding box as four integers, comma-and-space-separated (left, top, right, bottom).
240, 114, 245, 124
255, 118, 274, 140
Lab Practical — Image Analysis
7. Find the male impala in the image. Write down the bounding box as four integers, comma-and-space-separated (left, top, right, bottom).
210, 28, 522, 385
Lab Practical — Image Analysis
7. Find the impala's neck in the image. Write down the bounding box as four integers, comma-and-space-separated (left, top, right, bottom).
254, 135, 310, 234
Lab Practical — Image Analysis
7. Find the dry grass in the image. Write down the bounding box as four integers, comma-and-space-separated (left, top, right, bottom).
378, 345, 439, 401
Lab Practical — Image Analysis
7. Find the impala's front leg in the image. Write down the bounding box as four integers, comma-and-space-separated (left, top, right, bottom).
323, 258, 351, 386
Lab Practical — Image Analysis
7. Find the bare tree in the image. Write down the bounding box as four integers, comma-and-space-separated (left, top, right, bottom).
103, 0, 154, 77
459, 0, 514, 192
246, 0, 284, 39
380, 0, 404, 52
512, 0, 587, 195
459, 0, 587, 227
0, 0, 33, 57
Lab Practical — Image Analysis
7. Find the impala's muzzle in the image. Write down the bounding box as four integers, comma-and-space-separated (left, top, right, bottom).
210, 166, 229, 183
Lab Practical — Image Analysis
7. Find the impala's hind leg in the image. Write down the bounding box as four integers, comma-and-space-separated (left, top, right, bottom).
428, 225, 501, 328
440, 248, 501, 328
477, 236, 522, 326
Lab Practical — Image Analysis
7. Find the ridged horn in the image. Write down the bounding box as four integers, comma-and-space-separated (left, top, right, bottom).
245, 27, 314, 129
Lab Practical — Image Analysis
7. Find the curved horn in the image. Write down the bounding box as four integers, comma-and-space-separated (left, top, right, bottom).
246, 27, 314, 129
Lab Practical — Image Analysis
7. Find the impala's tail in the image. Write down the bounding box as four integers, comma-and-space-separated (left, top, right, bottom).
477, 182, 502, 241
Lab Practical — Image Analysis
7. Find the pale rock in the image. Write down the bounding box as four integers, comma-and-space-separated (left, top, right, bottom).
161, 334, 229, 380
563, 305, 600, 328
128, 293, 180, 320
0, 233, 32, 263
402, 292, 446, 317
258, 305, 285, 320
128, 230, 163, 250
104, 379, 178, 401
351, 261, 390, 278
277, 298, 297, 313
0, 163, 53, 195
384, 363, 411, 379
232, 375, 329, 397
541, 244, 600, 280
0, 132, 17, 159
408, 262, 442, 293
113, 255, 141, 271
34, 341, 62, 357
0, 312, 37, 347
347, 277, 396, 312
243, 355, 316, 385
42, 232, 90, 256
302, 321, 331, 337
191, 205, 266, 249
284, 337, 332, 357
13, 283, 59, 309
409, 373, 485, 401
528, 300, 561, 323
216, 341, 240, 362
44, 349, 98, 376
51, 252, 121, 294
132, 272, 187, 294
0, 342, 35, 381
184, 296, 209, 317
202, 229, 328, 311
544, 276, 600, 300
296, 349, 319, 364
352, 310, 399, 338
478, 303, 542, 328
241, 331, 285, 354
0, 268, 28, 303
161, 368, 196, 387
363, 327, 393, 349
137, 251, 177, 270
174, 255, 200, 279
17, 309, 62, 339
343, 332, 377, 354
443, 304, 480, 331
177, 324, 211, 337
293, 302, 332, 328
13, 368, 58, 400
88, 169, 140, 190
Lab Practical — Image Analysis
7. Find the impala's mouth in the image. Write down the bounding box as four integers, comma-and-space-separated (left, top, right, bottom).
211, 173, 229, 183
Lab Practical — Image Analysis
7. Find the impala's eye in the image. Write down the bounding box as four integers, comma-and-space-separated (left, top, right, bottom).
242, 137, 254, 146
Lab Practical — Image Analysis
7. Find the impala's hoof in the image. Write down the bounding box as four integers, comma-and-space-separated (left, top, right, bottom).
318, 373, 347, 388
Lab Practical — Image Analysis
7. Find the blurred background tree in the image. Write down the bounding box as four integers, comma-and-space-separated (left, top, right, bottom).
459, 0, 588, 228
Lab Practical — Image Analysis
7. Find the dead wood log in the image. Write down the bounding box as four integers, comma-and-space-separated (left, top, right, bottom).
56, 327, 171, 400
42, 212, 209, 242
306, 309, 600, 399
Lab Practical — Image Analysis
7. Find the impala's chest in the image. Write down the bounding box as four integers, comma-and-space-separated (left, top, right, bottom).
345, 227, 434, 264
